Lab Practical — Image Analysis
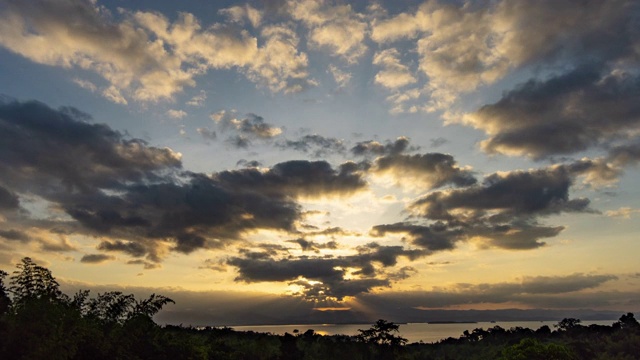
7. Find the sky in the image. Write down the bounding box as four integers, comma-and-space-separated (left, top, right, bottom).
0, 0, 639, 325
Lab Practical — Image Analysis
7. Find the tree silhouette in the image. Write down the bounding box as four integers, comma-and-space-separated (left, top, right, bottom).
9, 257, 65, 307
0, 270, 11, 315
613, 312, 640, 331
356, 319, 407, 346
555, 318, 581, 331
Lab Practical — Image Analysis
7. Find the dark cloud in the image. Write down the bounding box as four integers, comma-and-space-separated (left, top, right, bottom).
353, 243, 427, 267
470, 65, 640, 160
474, 66, 640, 159
66, 207, 150, 233
276, 134, 346, 157
288, 238, 338, 252
446, 0, 640, 161
174, 233, 207, 254
608, 140, 640, 167
520, 274, 618, 295
348, 137, 475, 190
0, 99, 182, 194
363, 274, 618, 310
97, 240, 148, 258
117, 174, 300, 245
296, 226, 360, 238
386, 266, 418, 281
0, 186, 19, 210
412, 167, 590, 219
0, 229, 30, 242
351, 137, 414, 157
232, 113, 281, 139
215, 160, 367, 198
371, 222, 463, 251
80, 253, 115, 264
228, 243, 428, 301
238, 243, 291, 259
373, 152, 477, 189
502, 0, 638, 67
225, 135, 251, 148
229, 256, 344, 283
289, 278, 390, 302
0, 99, 325, 261
236, 159, 262, 168
369, 166, 594, 250
212, 111, 282, 148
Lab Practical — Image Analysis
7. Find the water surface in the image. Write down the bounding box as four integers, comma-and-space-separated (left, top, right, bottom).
231, 320, 618, 343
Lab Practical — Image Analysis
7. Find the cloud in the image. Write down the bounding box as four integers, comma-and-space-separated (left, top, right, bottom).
0, 99, 182, 194
102, 86, 128, 105
327, 64, 351, 88
371, 165, 597, 250
276, 134, 346, 157
98, 240, 148, 258
55, 278, 633, 326
219, 4, 263, 28
0, 99, 311, 262
214, 160, 367, 199
244, 24, 316, 93
211, 110, 282, 147
412, 166, 591, 220
430, 137, 448, 148
371, 222, 463, 252
351, 138, 476, 192
362, 273, 620, 310
0, 0, 195, 102
287, 0, 368, 63
186, 90, 207, 107
199, 258, 227, 272
296, 226, 359, 238
287, 238, 338, 252
0, 186, 19, 211
72, 78, 98, 92
166, 109, 187, 120
0, 229, 30, 242
126, 259, 161, 270
0, 0, 314, 103
351, 137, 414, 157
225, 135, 251, 149
39, 234, 77, 252
196, 128, 217, 141
609, 141, 640, 164
236, 159, 262, 168
135, 11, 314, 95
372, 48, 416, 89
370, 0, 639, 111
228, 242, 427, 301
385, 88, 423, 114
606, 207, 640, 219
464, 66, 640, 159
373, 152, 477, 190
80, 253, 115, 264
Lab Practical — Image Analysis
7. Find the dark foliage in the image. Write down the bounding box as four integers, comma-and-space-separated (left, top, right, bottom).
0, 258, 639, 359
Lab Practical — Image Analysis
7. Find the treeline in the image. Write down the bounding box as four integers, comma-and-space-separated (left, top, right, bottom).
1, 258, 639, 359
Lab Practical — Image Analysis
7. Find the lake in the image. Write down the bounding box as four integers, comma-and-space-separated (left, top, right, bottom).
231, 320, 618, 343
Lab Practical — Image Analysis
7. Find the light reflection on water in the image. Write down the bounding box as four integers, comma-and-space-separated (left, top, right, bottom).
231, 320, 618, 344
